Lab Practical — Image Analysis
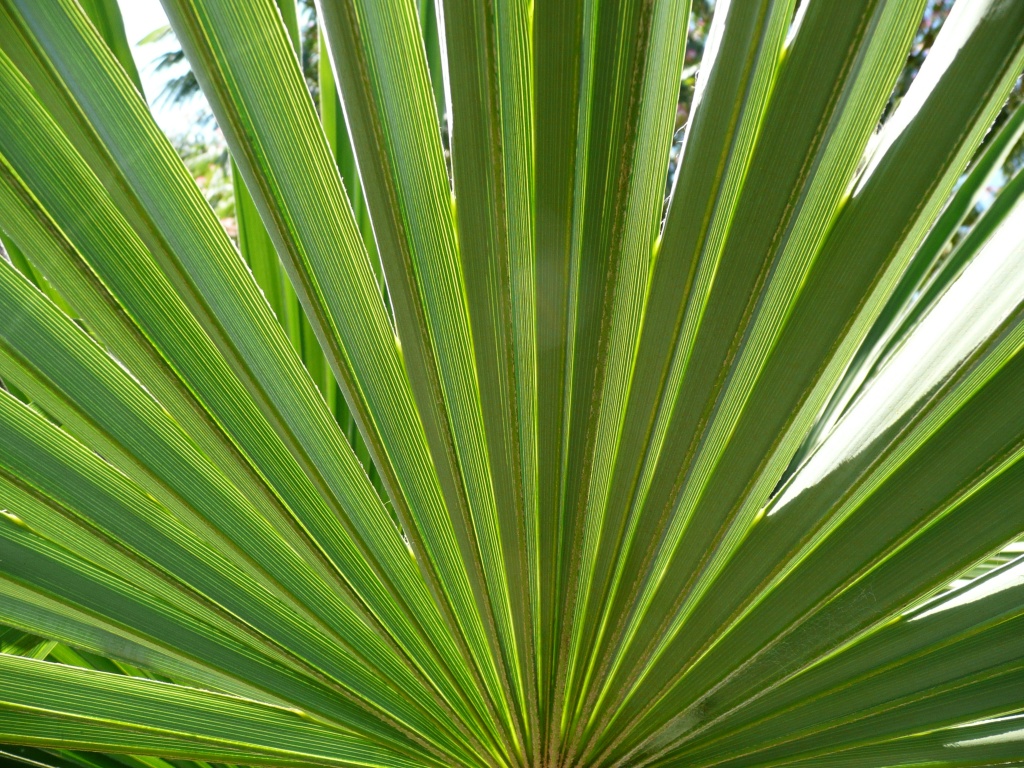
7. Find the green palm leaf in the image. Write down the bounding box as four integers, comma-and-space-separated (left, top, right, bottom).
0, 0, 1022, 766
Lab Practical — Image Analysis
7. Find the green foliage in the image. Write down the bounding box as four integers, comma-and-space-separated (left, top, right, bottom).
0, 1, 1022, 768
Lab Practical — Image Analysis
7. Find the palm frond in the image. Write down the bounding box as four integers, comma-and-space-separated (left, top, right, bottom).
0, 0, 1023, 767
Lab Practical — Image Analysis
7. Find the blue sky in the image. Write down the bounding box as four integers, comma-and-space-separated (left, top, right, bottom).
119, 0, 208, 137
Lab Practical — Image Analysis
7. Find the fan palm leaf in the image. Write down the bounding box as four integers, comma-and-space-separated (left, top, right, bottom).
0, 0, 1022, 766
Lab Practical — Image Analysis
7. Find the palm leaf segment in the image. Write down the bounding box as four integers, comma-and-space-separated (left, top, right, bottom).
0, 0, 1023, 766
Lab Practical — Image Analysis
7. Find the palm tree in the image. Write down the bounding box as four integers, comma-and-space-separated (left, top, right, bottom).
0, 0, 1023, 767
